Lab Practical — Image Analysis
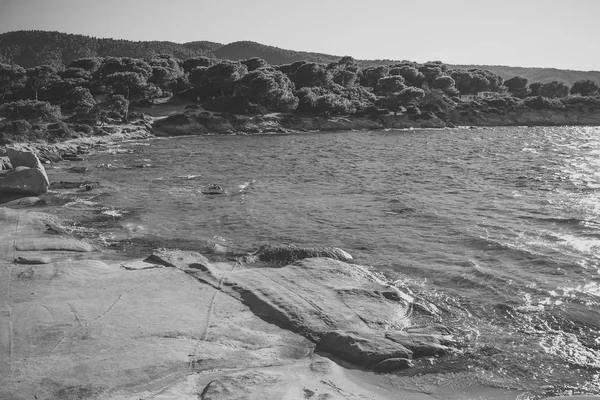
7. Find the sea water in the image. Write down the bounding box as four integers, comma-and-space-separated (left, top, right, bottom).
45, 126, 600, 398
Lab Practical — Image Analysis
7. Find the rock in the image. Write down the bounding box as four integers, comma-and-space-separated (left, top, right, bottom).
1, 196, 46, 208
385, 331, 450, 357
146, 248, 211, 271
252, 244, 353, 264
120, 260, 163, 270
316, 331, 412, 366
15, 237, 95, 252
185, 256, 412, 343
49, 181, 100, 190
0, 167, 49, 195
0, 156, 12, 170
2, 149, 50, 195
68, 166, 88, 173
63, 155, 84, 161
373, 357, 413, 372
14, 256, 52, 265
36, 149, 63, 163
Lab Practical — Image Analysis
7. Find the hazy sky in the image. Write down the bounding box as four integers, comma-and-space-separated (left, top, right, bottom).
0, 0, 598, 70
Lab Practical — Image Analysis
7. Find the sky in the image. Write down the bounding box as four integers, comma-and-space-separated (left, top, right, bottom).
0, 0, 598, 71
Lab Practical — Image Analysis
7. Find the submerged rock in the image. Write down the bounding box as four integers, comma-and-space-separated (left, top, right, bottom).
251, 243, 353, 263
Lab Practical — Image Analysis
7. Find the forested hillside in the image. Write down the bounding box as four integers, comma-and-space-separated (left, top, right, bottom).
0, 31, 214, 68
1, 31, 598, 86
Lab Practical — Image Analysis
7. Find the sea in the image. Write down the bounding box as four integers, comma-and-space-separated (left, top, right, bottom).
44, 126, 600, 399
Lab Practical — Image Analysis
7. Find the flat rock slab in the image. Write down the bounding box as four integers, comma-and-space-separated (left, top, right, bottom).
15, 237, 95, 252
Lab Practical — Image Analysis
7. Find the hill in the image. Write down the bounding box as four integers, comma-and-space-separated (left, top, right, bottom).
0, 30, 214, 68
1, 30, 599, 85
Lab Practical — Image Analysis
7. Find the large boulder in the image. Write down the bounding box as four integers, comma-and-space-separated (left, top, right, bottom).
0, 167, 49, 195
0, 149, 49, 195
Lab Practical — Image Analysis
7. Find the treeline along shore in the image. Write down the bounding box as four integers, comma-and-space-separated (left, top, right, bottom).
2, 35, 600, 146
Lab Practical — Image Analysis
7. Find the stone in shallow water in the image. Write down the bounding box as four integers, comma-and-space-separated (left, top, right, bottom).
252, 243, 353, 263
385, 331, 450, 357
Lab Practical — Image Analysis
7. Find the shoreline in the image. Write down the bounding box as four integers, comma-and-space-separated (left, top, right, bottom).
2, 115, 600, 399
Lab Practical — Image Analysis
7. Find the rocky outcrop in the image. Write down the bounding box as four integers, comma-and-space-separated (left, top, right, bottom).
181, 253, 454, 371
0, 148, 50, 196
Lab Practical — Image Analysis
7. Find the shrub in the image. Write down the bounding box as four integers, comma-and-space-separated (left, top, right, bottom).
0, 100, 61, 122
523, 96, 565, 110
46, 121, 74, 142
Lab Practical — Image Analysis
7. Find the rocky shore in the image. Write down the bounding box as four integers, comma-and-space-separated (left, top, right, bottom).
0, 151, 456, 399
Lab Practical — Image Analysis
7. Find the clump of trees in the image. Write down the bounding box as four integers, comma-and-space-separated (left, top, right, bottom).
1, 50, 599, 144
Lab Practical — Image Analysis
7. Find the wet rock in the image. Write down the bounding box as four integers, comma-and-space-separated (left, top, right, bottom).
385, 331, 450, 357
251, 244, 353, 264
49, 181, 100, 190
373, 357, 413, 372
36, 149, 63, 163
316, 331, 412, 366
69, 166, 88, 173
1, 196, 46, 208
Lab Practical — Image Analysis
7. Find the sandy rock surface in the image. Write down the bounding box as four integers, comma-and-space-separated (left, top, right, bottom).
0, 208, 445, 399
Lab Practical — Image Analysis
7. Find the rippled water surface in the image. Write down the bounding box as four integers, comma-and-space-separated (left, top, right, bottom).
47, 126, 600, 398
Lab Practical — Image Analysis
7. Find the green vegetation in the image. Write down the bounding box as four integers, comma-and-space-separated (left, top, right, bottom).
1, 30, 600, 144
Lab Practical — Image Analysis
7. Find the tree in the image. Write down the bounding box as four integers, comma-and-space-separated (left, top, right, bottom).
504, 76, 528, 98
181, 56, 217, 73
291, 63, 333, 89
528, 82, 542, 97
0, 63, 26, 102
241, 57, 269, 72
394, 65, 426, 88
376, 86, 425, 115
449, 70, 472, 95
95, 57, 153, 80
148, 55, 184, 90
234, 68, 298, 112
0, 100, 61, 122
431, 75, 457, 95
570, 80, 600, 96
360, 66, 390, 88
68, 57, 102, 72
538, 81, 569, 98
67, 87, 96, 119
375, 76, 406, 96
418, 62, 445, 86
203, 61, 248, 97
104, 71, 147, 100
26, 65, 59, 100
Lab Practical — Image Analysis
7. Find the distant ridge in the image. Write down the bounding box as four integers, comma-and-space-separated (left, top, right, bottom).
0, 30, 598, 85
